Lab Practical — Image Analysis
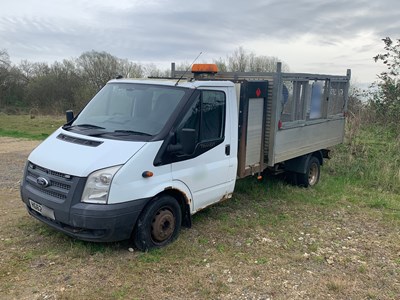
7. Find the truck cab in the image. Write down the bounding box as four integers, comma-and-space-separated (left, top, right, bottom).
20, 77, 239, 250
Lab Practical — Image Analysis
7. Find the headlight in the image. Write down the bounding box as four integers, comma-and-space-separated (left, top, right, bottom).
81, 165, 122, 204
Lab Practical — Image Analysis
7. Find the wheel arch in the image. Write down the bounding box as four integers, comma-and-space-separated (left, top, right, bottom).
135, 187, 192, 231
284, 150, 324, 174
158, 188, 192, 228
312, 150, 324, 167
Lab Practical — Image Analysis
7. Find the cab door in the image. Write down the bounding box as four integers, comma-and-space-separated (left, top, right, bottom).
170, 87, 233, 212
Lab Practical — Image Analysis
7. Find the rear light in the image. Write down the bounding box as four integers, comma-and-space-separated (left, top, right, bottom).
278, 120, 283, 129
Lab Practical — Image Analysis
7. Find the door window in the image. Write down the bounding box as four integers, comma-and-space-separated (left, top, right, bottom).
177, 90, 225, 145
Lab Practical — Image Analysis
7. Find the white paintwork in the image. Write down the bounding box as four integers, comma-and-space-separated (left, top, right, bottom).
227, 85, 239, 183
108, 141, 194, 206
171, 86, 236, 212
28, 128, 146, 177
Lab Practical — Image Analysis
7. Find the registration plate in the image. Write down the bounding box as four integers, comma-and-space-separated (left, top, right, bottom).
29, 199, 55, 220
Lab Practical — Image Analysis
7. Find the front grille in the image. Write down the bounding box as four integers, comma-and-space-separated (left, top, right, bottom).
26, 181, 67, 199
50, 180, 71, 191
33, 164, 70, 179
25, 163, 73, 200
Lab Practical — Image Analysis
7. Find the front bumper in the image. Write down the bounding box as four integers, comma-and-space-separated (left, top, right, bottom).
24, 198, 149, 242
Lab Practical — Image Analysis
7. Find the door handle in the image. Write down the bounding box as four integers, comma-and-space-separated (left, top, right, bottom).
225, 144, 230, 156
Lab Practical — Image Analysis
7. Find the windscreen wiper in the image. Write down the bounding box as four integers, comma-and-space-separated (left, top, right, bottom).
63, 124, 106, 131
74, 124, 106, 129
86, 130, 152, 137
113, 130, 151, 136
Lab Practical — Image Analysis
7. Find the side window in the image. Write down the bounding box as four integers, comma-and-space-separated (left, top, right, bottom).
327, 82, 346, 116
309, 81, 324, 119
176, 90, 226, 145
201, 90, 225, 141
281, 79, 336, 123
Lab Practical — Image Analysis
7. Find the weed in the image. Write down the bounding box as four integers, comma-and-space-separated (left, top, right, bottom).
112, 285, 130, 299
366, 291, 378, 300
313, 255, 325, 264
22, 251, 36, 261
255, 257, 268, 265
326, 279, 344, 293
308, 243, 319, 253
358, 264, 367, 274
198, 237, 209, 245
137, 249, 163, 263
368, 199, 389, 209
216, 243, 225, 253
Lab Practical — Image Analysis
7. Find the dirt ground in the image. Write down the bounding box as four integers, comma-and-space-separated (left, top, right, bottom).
0, 137, 40, 189
0, 137, 399, 300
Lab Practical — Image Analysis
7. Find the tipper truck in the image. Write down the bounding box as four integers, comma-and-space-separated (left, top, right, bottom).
20, 62, 351, 250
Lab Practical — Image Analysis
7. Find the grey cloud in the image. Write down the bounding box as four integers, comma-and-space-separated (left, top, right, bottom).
0, 0, 399, 85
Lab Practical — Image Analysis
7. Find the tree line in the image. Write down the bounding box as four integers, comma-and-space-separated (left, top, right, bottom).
0, 47, 286, 115
0, 50, 151, 114
1, 40, 399, 130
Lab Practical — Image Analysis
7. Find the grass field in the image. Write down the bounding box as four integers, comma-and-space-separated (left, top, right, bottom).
0, 114, 65, 139
0, 115, 399, 299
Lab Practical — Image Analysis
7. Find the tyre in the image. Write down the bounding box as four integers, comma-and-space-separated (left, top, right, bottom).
133, 195, 182, 251
297, 156, 320, 187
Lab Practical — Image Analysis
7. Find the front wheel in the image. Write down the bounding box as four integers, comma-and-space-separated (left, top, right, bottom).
133, 195, 182, 251
297, 156, 320, 187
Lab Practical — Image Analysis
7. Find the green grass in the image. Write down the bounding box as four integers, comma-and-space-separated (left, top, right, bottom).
0, 114, 65, 139
328, 124, 400, 194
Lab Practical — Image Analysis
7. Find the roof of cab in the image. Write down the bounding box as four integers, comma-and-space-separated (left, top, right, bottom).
107, 78, 234, 89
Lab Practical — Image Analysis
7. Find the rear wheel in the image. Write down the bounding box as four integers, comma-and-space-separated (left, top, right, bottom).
133, 195, 181, 251
297, 156, 320, 187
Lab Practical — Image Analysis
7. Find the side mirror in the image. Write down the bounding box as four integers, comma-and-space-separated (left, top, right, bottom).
180, 128, 196, 154
66, 110, 74, 123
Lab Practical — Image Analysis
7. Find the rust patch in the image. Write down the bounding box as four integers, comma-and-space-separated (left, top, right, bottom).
164, 187, 191, 205
181, 191, 191, 205
219, 193, 233, 202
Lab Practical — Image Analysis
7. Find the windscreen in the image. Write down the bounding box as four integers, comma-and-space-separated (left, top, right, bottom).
69, 83, 187, 138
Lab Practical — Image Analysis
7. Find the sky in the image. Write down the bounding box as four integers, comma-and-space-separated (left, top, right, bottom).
1, 0, 399, 87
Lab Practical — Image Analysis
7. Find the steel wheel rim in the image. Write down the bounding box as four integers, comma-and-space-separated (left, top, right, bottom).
308, 163, 318, 186
151, 208, 175, 243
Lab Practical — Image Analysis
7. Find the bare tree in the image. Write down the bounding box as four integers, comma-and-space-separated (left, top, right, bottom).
215, 46, 289, 73
143, 63, 169, 78
248, 54, 287, 72
117, 59, 144, 78
213, 57, 228, 72
228, 46, 249, 72
77, 50, 119, 90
